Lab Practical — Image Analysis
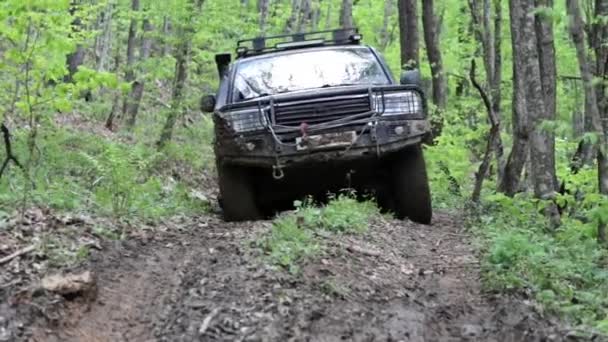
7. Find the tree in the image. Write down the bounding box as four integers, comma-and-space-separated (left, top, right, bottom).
379, 0, 396, 51
125, 16, 153, 129
566, 0, 608, 242
467, 0, 505, 185
534, 0, 558, 191
258, 0, 270, 33
122, 0, 140, 120
157, 0, 204, 149
511, 0, 560, 227
397, 0, 419, 69
339, 0, 353, 29
421, 0, 447, 109
64, 0, 86, 84
499, 0, 529, 195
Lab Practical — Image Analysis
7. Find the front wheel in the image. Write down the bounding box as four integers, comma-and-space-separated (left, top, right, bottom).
217, 163, 262, 222
389, 145, 432, 224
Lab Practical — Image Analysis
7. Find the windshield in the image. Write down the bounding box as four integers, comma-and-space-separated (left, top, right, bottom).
232, 47, 391, 102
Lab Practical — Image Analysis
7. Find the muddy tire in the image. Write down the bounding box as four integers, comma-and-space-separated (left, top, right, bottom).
217, 163, 262, 222
390, 144, 432, 224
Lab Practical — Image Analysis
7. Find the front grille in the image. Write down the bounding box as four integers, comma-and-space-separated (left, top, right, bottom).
273, 94, 371, 127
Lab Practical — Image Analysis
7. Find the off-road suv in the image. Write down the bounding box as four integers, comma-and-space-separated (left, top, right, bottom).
201, 28, 432, 224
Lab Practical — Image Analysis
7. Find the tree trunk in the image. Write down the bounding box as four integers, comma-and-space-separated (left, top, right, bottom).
517, 0, 560, 227
534, 0, 559, 191
105, 45, 122, 131
286, 0, 302, 33
298, 0, 313, 32
258, 0, 270, 33
421, 0, 447, 109
158, 41, 188, 149
398, 0, 419, 69
95, 2, 114, 72
379, 0, 395, 51
592, 0, 608, 138
158, 0, 203, 148
122, 0, 140, 118
339, 0, 354, 29
499, 0, 530, 195
162, 16, 172, 56
567, 0, 608, 243
64, 1, 85, 83
126, 18, 153, 129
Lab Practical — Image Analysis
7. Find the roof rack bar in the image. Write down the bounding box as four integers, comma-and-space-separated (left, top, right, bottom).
235, 28, 362, 58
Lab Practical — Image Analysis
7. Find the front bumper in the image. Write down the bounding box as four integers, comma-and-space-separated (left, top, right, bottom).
215, 119, 430, 167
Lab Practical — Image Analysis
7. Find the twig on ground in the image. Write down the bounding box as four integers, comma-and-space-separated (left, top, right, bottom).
199, 308, 220, 335
0, 245, 36, 265
344, 243, 381, 257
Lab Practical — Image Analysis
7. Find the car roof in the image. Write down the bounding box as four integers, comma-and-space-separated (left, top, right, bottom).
233, 45, 374, 64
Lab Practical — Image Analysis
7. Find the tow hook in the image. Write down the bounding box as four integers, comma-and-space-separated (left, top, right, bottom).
272, 156, 285, 180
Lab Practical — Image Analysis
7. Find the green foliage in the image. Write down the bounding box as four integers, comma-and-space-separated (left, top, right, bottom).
261, 195, 378, 273
264, 214, 320, 273
474, 202, 608, 331
0, 127, 209, 221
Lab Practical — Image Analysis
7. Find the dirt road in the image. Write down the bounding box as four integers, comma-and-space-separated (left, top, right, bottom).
12, 212, 581, 341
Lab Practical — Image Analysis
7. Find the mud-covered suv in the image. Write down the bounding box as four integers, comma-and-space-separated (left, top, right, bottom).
201, 28, 432, 224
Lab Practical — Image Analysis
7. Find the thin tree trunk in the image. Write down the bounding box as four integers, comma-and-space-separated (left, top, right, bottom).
499, 0, 530, 195
286, 0, 302, 33
95, 2, 114, 72
258, 0, 270, 33
105, 45, 122, 131
379, 0, 395, 51
298, 0, 313, 32
162, 16, 172, 56
421, 0, 447, 109
158, 41, 188, 149
339, 0, 354, 29
65, 1, 85, 83
470, 59, 501, 203
567, 0, 608, 243
592, 0, 608, 138
398, 0, 419, 69
517, 0, 560, 227
158, 0, 204, 148
126, 18, 153, 129
534, 0, 559, 191
122, 0, 140, 118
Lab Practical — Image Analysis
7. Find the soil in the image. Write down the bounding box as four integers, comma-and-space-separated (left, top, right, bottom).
2, 212, 598, 341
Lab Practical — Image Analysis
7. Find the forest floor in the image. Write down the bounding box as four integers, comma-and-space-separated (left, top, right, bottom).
1, 207, 586, 342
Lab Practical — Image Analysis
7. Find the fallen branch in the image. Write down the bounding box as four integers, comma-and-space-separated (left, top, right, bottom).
0, 123, 26, 180
0, 245, 35, 265
199, 308, 220, 335
344, 244, 381, 257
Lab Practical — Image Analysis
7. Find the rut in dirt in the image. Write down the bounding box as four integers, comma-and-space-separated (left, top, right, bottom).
30, 212, 574, 342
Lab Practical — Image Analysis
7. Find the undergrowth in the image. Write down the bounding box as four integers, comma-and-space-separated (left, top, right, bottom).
0, 121, 214, 222
426, 107, 608, 334
261, 194, 379, 274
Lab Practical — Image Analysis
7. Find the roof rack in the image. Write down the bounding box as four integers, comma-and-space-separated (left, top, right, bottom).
235, 28, 362, 58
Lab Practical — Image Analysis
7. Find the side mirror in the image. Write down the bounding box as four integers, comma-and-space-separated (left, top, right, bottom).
200, 94, 216, 113
400, 69, 421, 86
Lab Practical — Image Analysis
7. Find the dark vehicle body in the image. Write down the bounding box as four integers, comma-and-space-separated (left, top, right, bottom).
202, 29, 432, 223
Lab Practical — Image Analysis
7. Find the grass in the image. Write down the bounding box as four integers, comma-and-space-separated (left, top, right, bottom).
261, 194, 379, 274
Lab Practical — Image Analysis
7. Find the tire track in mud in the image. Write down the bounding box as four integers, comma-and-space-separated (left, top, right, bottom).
30, 213, 577, 342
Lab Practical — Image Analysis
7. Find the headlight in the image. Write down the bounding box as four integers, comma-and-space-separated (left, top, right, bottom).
373, 91, 422, 116
222, 107, 268, 133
